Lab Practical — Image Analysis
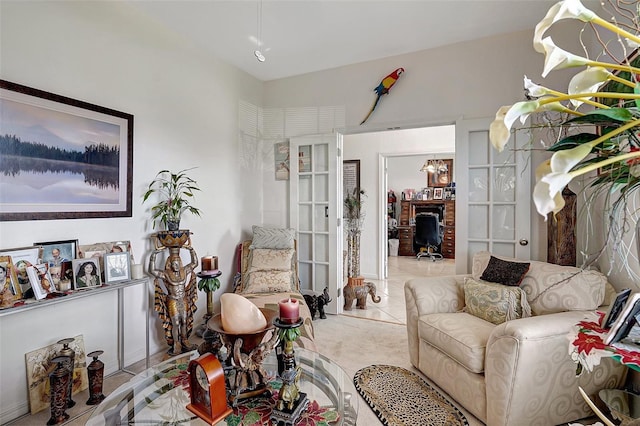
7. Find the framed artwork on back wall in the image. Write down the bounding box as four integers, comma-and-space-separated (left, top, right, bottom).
0, 79, 134, 221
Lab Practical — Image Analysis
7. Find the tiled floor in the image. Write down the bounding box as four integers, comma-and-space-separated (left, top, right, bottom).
342, 255, 455, 324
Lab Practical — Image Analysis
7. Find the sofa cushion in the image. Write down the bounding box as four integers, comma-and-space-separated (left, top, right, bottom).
480, 255, 530, 286
243, 270, 292, 293
248, 248, 295, 272
250, 226, 295, 249
463, 277, 531, 325
472, 251, 606, 315
418, 312, 494, 373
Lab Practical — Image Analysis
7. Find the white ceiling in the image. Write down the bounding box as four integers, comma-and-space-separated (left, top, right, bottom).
128, 0, 574, 82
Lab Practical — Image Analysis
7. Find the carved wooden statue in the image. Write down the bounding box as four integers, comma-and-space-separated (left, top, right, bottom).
149, 240, 198, 355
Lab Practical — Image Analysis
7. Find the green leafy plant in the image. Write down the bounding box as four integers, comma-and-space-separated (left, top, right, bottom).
142, 168, 202, 230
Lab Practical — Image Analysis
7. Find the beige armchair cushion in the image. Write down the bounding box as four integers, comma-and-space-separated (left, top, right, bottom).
419, 311, 493, 373
472, 251, 606, 315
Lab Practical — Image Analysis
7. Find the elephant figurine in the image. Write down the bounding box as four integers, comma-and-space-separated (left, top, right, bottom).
343, 281, 381, 310
303, 287, 332, 320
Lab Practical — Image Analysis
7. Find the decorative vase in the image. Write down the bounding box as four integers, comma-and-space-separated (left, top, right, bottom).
346, 228, 361, 279
167, 219, 180, 231
155, 230, 191, 249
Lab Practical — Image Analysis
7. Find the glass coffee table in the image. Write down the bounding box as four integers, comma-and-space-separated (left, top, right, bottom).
87, 348, 357, 425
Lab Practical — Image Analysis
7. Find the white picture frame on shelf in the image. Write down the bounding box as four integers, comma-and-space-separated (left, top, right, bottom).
104, 252, 131, 283
27, 264, 56, 300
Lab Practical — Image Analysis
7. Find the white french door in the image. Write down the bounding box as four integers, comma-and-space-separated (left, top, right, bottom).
289, 134, 341, 315
455, 118, 531, 273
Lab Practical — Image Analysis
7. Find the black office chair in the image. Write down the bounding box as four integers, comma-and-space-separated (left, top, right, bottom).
413, 213, 443, 261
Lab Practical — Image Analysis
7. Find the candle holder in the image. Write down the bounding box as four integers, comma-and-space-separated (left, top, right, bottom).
47, 355, 71, 425
195, 270, 222, 338
57, 337, 76, 409
86, 350, 106, 405
271, 317, 309, 425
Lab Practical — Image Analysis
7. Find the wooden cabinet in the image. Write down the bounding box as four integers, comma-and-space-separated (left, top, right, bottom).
398, 200, 455, 259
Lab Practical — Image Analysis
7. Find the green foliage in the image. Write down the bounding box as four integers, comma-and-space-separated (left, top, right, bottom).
142, 168, 202, 229
197, 277, 220, 292
344, 187, 366, 220
278, 327, 301, 342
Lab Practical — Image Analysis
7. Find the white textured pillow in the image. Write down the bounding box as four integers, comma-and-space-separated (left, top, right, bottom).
248, 248, 294, 272
251, 226, 295, 249
243, 270, 292, 293
472, 251, 606, 315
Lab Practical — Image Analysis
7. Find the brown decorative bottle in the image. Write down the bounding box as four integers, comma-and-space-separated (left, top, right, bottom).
86, 350, 106, 405
47, 356, 71, 425
57, 337, 76, 408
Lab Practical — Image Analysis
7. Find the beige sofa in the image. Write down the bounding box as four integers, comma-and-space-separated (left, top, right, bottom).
405, 252, 627, 425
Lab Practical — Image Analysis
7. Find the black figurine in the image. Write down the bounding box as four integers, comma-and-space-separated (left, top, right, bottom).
303, 287, 332, 320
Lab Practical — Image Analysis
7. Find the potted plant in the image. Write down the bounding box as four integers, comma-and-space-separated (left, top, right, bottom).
143, 168, 202, 231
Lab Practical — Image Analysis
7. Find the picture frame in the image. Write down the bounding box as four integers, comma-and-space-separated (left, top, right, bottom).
27, 264, 56, 300
0, 79, 134, 221
274, 141, 290, 181
34, 239, 78, 267
72, 258, 101, 289
104, 252, 131, 283
79, 240, 133, 274
0, 255, 21, 301
0, 246, 42, 297
428, 159, 453, 188
343, 159, 360, 204
433, 188, 444, 200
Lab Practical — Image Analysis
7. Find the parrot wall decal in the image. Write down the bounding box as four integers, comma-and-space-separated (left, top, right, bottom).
360, 67, 405, 125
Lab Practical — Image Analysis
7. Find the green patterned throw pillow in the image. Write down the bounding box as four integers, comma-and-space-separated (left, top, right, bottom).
464, 277, 531, 325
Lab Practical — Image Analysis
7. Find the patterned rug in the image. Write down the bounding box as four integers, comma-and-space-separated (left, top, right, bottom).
353, 365, 469, 426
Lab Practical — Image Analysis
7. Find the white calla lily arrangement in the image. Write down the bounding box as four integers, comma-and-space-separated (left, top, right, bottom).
490, 0, 640, 225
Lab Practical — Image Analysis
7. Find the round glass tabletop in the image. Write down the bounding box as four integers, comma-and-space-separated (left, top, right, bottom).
87, 348, 357, 425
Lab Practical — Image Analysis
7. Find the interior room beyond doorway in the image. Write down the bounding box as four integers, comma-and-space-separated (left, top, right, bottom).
342, 124, 455, 281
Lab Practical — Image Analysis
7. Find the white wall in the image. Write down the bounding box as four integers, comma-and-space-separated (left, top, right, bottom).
0, 2, 263, 421
261, 26, 586, 269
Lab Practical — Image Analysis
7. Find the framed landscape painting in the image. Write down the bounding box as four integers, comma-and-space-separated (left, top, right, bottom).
0, 80, 134, 221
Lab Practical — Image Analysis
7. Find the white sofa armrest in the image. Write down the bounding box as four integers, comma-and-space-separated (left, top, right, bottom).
485, 311, 627, 425
404, 275, 468, 367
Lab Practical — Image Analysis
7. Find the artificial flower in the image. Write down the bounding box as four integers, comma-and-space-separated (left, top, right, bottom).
533, 0, 596, 53
541, 37, 589, 77
489, 106, 511, 152
567, 67, 611, 107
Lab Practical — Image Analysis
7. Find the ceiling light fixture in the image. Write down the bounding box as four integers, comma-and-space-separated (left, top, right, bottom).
254, 0, 265, 62
420, 159, 436, 173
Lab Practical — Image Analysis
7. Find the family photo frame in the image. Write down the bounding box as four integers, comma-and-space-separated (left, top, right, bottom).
27, 264, 56, 300
71, 258, 101, 290
34, 239, 78, 267
0, 79, 134, 221
0, 246, 42, 297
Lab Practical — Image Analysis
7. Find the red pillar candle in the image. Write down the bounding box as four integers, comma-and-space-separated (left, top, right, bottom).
201, 256, 218, 271
279, 298, 300, 324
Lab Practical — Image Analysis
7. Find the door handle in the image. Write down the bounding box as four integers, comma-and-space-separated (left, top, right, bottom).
519, 238, 529, 246
325, 206, 329, 218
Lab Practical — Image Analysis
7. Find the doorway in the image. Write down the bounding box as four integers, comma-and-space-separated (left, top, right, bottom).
342, 124, 456, 281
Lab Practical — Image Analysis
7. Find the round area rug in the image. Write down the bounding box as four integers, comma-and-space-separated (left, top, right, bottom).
353, 365, 469, 426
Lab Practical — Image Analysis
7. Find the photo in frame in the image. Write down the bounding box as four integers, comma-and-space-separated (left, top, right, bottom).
34, 240, 77, 267
0, 255, 21, 303
433, 188, 444, 200
79, 240, 133, 276
71, 258, 101, 289
104, 252, 131, 283
274, 141, 290, 181
27, 264, 56, 300
0, 246, 42, 297
428, 159, 453, 188
0, 79, 134, 221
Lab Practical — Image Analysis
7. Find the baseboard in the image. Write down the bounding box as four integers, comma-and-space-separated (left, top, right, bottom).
1, 399, 30, 424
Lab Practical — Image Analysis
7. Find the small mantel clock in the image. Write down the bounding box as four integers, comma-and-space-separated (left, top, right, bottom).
186, 353, 232, 425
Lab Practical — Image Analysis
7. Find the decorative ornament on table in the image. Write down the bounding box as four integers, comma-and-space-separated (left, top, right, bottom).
360, 67, 404, 125
489, 0, 640, 273
186, 352, 233, 425
208, 293, 278, 406
271, 298, 309, 425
